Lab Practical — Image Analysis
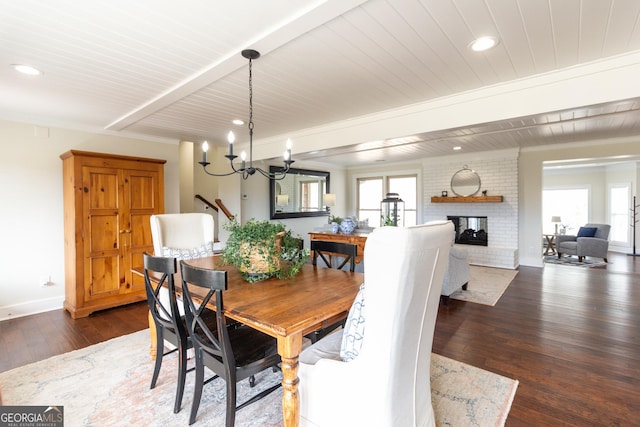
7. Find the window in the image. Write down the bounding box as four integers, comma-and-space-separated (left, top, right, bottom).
609, 184, 630, 245
356, 177, 383, 226
389, 175, 417, 226
300, 181, 321, 211
356, 174, 418, 227
542, 187, 589, 234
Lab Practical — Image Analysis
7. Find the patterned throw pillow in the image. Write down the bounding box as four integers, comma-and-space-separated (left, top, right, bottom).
162, 241, 216, 260
340, 282, 366, 362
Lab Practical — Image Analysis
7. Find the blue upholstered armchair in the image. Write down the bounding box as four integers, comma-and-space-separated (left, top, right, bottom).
556, 223, 611, 262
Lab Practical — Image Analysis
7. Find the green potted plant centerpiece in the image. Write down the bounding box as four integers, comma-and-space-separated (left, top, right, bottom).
221, 218, 309, 283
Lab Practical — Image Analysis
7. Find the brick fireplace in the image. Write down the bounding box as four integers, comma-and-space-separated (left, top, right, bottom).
423, 150, 519, 269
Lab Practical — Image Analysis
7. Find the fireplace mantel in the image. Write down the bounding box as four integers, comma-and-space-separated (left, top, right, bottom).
431, 195, 503, 203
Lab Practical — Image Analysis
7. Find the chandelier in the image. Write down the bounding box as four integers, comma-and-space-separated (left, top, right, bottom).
199, 49, 294, 180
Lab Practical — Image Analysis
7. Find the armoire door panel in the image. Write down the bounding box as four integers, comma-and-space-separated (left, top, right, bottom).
129, 251, 146, 291
126, 213, 154, 293
86, 256, 120, 300
129, 214, 152, 246
127, 172, 158, 210
88, 214, 120, 252
86, 169, 120, 210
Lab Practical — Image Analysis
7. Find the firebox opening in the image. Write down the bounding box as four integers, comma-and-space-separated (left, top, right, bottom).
447, 216, 488, 246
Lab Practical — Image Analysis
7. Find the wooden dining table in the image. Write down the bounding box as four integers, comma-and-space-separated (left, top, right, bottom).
135, 256, 363, 427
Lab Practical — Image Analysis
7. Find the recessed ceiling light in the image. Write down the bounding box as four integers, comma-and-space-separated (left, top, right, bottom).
469, 36, 498, 52
12, 64, 42, 76
232, 119, 244, 125
453, 146, 462, 151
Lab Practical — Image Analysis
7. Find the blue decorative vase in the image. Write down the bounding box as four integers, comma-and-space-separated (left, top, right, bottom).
331, 222, 340, 233
339, 218, 356, 235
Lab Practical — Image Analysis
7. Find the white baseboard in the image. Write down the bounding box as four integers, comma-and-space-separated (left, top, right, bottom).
0, 296, 64, 321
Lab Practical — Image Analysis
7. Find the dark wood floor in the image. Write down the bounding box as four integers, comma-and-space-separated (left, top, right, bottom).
1, 252, 638, 425
0, 299, 150, 373
434, 252, 640, 426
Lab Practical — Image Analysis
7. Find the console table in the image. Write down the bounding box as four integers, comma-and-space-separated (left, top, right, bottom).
308, 232, 369, 264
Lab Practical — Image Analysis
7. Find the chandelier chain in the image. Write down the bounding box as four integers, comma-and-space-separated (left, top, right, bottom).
198, 49, 293, 180
248, 57, 254, 132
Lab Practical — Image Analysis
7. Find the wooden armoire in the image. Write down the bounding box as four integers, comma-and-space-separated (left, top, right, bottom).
61, 150, 165, 318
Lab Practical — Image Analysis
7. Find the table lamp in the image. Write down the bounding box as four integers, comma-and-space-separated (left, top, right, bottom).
551, 216, 562, 234
323, 193, 336, 223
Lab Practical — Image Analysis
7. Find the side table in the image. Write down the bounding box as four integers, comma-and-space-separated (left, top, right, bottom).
543, 234, 557, 255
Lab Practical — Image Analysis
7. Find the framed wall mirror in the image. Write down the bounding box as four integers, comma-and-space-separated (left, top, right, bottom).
450, 166, 481, 197
269, 166, 330, 219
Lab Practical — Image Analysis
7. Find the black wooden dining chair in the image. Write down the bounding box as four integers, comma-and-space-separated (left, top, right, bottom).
144, 253, 201, 414
311, 240, 358, 272
180, 260, 282, 426
308, 240, 358, 343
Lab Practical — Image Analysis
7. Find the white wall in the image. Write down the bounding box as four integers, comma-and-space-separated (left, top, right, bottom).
0, 119, 180, 320
179, 140, 194, 212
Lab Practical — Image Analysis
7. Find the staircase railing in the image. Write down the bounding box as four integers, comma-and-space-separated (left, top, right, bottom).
214, 198, 234, 221
195, 194, 218, 212
194, 194, 234, 221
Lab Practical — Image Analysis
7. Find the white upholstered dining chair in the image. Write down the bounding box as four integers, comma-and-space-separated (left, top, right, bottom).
150, 213, 217, 257
298, 220, 454, 427
149, 213, 218, 317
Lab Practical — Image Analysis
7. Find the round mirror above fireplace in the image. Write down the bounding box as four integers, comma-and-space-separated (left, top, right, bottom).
450, 166, 481, 197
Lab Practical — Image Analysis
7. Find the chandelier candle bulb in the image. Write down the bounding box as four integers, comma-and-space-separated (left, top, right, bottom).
227, 131, 235, 156
241, 151, 246, 169
202, 141, 208, 163
286, 138, 292, 160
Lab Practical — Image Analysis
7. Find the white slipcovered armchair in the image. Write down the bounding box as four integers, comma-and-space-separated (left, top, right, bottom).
298, 221, 454, 427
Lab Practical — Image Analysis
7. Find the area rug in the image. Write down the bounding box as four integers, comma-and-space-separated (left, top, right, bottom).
0, 330, 518, 427
543, 255, 606, 267
449, 265, 518, 306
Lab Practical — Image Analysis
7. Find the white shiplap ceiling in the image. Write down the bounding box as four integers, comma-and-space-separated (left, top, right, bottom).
2, 0, 640, 167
